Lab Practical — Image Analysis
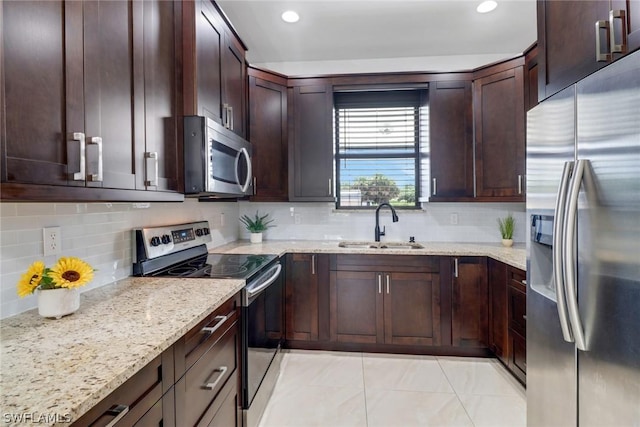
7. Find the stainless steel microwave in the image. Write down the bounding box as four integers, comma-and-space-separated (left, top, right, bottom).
184, 115, 253, 198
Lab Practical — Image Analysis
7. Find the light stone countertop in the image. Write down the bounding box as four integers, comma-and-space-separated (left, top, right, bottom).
211, 240, 527, 271
0, 276, 244, 427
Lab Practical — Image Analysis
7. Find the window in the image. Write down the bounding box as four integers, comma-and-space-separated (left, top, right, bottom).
334, 90, 428, 209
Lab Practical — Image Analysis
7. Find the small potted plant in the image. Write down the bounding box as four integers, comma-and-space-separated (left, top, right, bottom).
17, 256, 95, 319
498, 213, 515, 247
240, 211, 275, 243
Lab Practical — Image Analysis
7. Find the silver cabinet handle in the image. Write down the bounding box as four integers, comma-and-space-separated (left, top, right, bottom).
69, 132, 86, 181
378, 274, 382, 294
518, 175, 523, 194
203, 366, 228, 390
432, 178, 437, 196
311, 255, 316, 275
563, 159, 587, 351
454, 258, 459, 278
104, 404, 129, 427
523, 315, 527, 320
386, 274, 390, 294
610, 9, 628, 54
144, 152, 158, 187
222, 103, 230, 128
553, 161, 574, 342
595, 20, 611, 62
328, 178, 332, 196
87, 136, 103, 182
253, 177, 257, 195
229, 106, 234, 130
201, 315, 228, 335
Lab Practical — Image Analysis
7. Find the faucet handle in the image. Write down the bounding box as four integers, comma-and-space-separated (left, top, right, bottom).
409, 236, 415, 243
380, 226, 386, 237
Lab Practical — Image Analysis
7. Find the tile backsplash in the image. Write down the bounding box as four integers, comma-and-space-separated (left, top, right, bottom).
239, 201, 526, 244
1, 198, 525, 319
0, 200, 239, 319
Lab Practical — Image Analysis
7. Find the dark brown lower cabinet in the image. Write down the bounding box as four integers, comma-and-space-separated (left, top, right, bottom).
451, 257, 488, 348
507, 266, 527, 383
285, 253, 329, 341
488, 258, 508, 363
329, 255, 440, 347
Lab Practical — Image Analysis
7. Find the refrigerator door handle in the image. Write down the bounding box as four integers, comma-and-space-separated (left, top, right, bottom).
553, 161, 575, 342
563, 159, 588, 351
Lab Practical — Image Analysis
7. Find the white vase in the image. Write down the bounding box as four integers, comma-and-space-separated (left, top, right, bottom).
250, 232, 263, 243
37, 288, 80, 319
501, 238, 514, 247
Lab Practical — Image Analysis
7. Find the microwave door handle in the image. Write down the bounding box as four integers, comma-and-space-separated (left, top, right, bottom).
553, 161, 575, 342
236, 147, 252, 193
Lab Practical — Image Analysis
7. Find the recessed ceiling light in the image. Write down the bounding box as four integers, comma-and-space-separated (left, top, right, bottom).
281, 10, 300, 23
477, 0, 498, 13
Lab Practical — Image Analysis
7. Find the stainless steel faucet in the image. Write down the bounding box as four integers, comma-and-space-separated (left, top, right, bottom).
374, 203, 399, 242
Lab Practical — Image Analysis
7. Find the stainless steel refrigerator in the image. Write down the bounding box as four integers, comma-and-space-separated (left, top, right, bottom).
526, 50, 640, 426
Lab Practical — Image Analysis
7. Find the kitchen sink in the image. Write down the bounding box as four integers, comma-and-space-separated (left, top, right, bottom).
338, 241, 424, 250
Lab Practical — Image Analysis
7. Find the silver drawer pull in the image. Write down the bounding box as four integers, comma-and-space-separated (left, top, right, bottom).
203, 366, 228, 390
201, 315, 228, 335
104, 404, 129, 427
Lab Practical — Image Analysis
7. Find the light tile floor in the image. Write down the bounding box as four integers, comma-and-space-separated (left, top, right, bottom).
258, 350, 526, 427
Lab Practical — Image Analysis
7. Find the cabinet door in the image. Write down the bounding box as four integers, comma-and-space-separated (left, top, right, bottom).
248, 73, 288, 201
83, 0, 139, 190
289, 85, 335, 201
194, 0, 223, 123
488, 259, 508, 362
139, 0, 181, 192
611, 0, 640, 57
383, 272, 441, 346
285, 254, 319, 341
1, 0, 84, 186
221, 31, 246, 138
537, 0, 610, 100
330, 271, 384, 344
451, 257, 488, 348
525, 46, 539, 112
508, 330, 527, 383
429, 80, 474, 200
474, 67, 525, 200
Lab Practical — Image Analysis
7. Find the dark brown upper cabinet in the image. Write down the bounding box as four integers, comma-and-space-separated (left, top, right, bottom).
183, 0, 246, 138
429, 80, 474, 201
0, 0, 183, 202
537, 0, 640, 102
288, 82, 335, 202
473, 61, 526, 201
248, 68, 288, 202
525, 43, 539, 112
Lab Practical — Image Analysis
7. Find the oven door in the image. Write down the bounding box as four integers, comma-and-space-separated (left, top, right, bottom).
242, 262, 283, 413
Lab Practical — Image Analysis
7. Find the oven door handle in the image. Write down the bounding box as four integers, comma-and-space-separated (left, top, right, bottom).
246, 263, 282, 301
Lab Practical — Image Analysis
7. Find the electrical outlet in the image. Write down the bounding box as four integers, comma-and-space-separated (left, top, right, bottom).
220, 212, 225, 226
294, 214, 301, 225
450, 213, 459, 225
43, 227, 62, 256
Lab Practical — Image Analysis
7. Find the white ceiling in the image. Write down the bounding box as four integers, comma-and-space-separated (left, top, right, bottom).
217, 0, 537, 75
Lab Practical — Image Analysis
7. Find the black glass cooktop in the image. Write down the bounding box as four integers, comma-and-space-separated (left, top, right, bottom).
153, 253, 278, 279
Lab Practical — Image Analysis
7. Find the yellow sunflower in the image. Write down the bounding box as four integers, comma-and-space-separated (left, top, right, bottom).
49, 257, 94, 289
17, 261, 46, 297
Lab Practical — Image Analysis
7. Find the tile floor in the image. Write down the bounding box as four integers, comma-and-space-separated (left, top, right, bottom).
258, 350, 526, 427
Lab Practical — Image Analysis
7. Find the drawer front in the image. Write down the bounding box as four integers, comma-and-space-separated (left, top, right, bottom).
508, 285, 526, 337
177, 320, 239, 426
73, 350, 170, 427
180, 293, 240, 376
508, 266, 526, 292
207, 374, 241, 427
509, 330, 527, 383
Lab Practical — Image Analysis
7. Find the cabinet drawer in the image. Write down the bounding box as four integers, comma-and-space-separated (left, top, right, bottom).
73, 349, 172, 427
508, 285, 526, 337
177, 293, 240, 377
333, 255, 439, 273
508, 267, 526, 292
176, 320, 239, 426
509, 330, 526, 383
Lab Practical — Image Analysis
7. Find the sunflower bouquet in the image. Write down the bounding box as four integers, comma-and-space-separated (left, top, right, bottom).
17, 257, 95, 297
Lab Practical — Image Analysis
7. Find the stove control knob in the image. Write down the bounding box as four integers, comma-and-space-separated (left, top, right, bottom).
150, 236, 161, 247
204, 227, 210, 235
195, 228, 204, 237
161, 234, 171, 244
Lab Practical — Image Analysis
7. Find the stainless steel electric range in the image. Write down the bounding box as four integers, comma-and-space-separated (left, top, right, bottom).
132, 221, 284, 427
